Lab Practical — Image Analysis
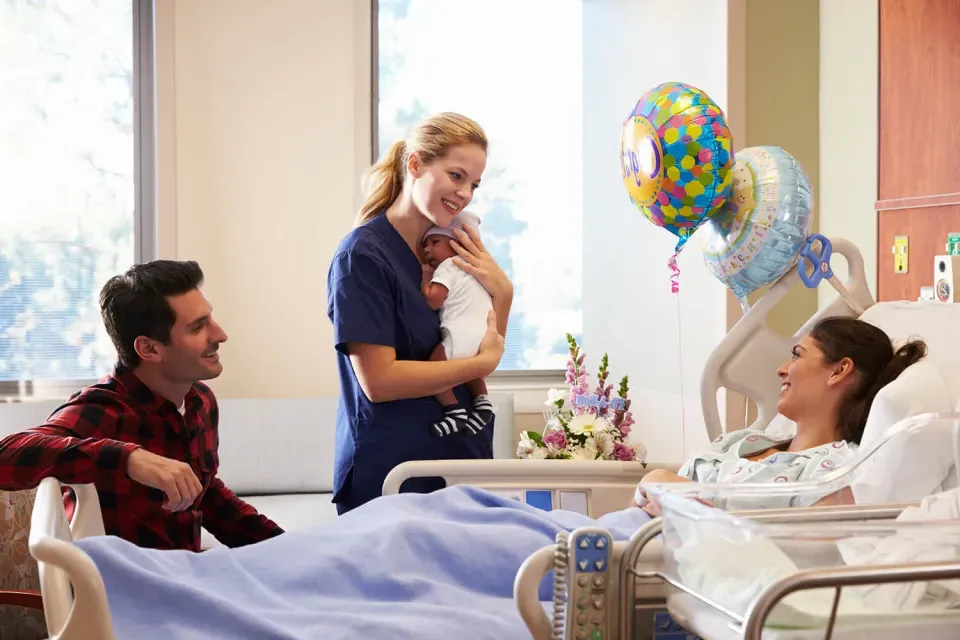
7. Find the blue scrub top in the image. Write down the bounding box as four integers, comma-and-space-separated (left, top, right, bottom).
326, 213, 495, 513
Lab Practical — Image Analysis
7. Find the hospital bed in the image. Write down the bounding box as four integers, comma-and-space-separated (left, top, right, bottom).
24, 415, 960, 640
513, 411, 960, 640
24, 237, 960, 639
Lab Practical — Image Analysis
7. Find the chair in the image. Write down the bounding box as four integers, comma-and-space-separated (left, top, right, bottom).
1, 488, 47, 640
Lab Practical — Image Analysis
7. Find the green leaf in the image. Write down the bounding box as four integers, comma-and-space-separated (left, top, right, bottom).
523, 431, 544, 446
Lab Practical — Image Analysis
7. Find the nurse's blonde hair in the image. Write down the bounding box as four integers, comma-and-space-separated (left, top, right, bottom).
356, 112, 488, 226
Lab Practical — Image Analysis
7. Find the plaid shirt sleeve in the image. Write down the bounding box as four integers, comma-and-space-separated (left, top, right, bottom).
199, 477, 285, 548
0, 396, 141, 490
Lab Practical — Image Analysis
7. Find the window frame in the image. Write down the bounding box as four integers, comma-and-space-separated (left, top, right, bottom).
0, 0, 157, 400
369, 0, 566, 390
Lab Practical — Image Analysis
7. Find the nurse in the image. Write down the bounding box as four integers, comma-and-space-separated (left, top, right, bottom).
327, 112, 513, 514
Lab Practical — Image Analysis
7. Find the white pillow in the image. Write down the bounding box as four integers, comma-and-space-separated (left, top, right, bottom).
860, 359, 954, 447
852, 359, 958, 505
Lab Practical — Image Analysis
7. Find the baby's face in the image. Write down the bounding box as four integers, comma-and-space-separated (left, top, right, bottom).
423, 235, 456, 268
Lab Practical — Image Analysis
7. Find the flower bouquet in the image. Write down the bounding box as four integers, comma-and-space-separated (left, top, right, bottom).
517, 334, 647, 464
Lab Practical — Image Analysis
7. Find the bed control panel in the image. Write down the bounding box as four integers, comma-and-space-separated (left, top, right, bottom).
566, 527, 613, 640
493, 489, 590, 515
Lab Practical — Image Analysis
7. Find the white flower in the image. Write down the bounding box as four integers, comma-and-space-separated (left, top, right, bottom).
592, 431, 615, 457
527, 447, 548, 460
567, 413, 614, 436
570, 444, 599, 461
544, 388, 567, 408
632, 441, 648, 462
517, 432, 539, 458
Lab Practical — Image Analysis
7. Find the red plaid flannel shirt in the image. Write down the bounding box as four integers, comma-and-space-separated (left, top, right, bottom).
0, 366, 284, 551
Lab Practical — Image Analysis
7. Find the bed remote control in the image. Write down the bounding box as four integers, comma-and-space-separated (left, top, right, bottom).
566, 527, 613, 640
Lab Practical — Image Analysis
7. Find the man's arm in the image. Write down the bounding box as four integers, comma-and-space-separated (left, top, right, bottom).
199, 477, 284, 548
0, 405, 140, 490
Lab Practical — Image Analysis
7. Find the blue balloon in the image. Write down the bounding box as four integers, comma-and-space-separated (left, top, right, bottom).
700, 145, 814, 309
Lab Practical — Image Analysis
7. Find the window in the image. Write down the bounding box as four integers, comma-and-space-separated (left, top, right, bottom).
375, 0, 583, 372
0, 0, 154, 397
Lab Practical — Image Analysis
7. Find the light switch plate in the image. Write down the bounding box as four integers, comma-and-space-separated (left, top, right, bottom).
893, 235, 909, 274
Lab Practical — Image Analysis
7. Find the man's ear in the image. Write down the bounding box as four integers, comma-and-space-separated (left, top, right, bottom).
407, 151, 422, 178
827, 357, 856, 387
133, 336, 162, 364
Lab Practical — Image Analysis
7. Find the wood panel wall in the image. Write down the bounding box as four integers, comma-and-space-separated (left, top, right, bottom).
876, 0, 960, 302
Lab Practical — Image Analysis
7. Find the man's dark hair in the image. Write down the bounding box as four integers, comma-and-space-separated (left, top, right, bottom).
99, 260, 205, 368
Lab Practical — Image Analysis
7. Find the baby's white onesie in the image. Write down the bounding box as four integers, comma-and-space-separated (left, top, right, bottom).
431, 258, 493, 359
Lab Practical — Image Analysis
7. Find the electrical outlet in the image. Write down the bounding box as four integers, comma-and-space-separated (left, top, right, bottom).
893, 236, 909, 274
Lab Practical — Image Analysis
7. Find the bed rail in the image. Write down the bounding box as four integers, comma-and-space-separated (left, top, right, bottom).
28, 477, 115, 640
383, 459, 680, 518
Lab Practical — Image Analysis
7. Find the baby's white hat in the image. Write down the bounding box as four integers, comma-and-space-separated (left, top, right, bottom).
422, 211, 481, 243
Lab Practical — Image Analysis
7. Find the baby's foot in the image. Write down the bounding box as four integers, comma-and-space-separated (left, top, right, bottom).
431, 405, 469, 437
465, 394, 495, 435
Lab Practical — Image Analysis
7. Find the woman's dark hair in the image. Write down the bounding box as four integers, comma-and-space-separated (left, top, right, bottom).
810, 317, 927, 444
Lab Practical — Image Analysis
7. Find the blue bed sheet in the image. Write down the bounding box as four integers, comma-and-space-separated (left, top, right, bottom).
75, 485, 650, 639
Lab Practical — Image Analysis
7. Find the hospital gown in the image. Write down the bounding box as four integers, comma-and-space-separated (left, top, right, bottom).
676, 429, 860, 508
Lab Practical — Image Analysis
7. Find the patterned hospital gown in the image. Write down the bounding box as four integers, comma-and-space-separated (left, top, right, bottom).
675, 429, 860, 508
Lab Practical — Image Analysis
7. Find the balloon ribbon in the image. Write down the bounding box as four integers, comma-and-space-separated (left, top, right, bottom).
668, 253, 680, 293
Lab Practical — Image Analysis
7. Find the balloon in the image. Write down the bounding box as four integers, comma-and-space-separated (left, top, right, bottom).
619, 82, 735, 253
700, 145, 814, 310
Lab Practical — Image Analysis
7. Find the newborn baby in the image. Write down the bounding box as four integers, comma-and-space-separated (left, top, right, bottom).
420, 211, 495, 437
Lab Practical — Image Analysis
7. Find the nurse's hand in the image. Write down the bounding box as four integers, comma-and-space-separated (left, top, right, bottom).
450, 224, 514, 301
476, 309, 505, 375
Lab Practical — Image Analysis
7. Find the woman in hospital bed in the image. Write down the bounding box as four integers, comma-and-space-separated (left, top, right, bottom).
61, 317, 931, 640
635, 315, 926, 516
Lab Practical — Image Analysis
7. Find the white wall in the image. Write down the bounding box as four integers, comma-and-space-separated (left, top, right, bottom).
582, 0, 730, 462
818, 0, 878, 305
154, 0, 371, 398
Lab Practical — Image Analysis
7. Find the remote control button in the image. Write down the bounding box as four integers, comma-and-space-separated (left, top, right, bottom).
577, 597, 588, 610
576, 632, 588, 640
592, 597, 604, 609
578, 575, 589, 587
594, 559, 605, 571
595, 537, 606, 549
593, 576, 605, 588
579, 537, 590, 549
579, 559, 589, 571
577, 614, 587, 624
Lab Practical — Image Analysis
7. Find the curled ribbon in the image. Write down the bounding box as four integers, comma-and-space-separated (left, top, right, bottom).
668, 253, 680, 293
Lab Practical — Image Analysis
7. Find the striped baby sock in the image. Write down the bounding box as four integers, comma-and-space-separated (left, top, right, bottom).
465, 394, 495, 435
431, 405, 469, 437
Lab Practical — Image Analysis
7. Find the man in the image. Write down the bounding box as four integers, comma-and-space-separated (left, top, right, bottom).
0, 260, 284, 551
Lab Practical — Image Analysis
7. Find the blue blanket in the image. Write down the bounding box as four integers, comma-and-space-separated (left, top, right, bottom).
75, 486, 650, 640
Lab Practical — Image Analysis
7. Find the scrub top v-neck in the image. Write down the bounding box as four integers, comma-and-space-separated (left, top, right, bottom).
327, 213, 495, 514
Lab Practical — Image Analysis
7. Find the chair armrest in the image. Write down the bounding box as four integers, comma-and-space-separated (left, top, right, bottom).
0, 589, 43, 610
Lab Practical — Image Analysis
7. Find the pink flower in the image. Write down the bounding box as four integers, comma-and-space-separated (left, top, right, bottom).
542, 429, 566, 450
612, 441, 635, 462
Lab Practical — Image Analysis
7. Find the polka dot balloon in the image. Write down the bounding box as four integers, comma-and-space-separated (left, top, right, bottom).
619, 82, 735, 253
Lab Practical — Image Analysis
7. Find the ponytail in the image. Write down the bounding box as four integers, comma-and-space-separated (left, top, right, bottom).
356, 140, 407, 226
354, 112, 489, 227
839, 339, 927, 443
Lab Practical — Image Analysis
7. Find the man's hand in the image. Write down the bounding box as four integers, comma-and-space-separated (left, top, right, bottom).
126, 448, 203, 512
476, 309, 505, 376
